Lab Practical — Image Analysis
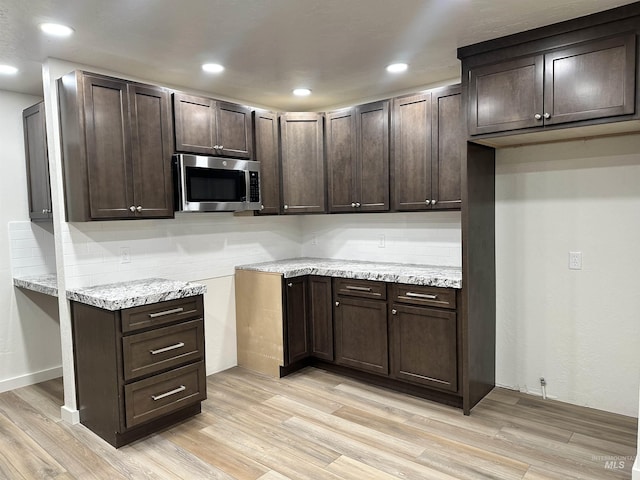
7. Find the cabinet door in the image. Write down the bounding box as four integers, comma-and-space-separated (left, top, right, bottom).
544, 34, 636, 125
392, 93, 433, 211
357, 101, 389, 212
215, 101, 253, 159
128, 84, 174, 218
82, 74, 134, 219
469, 55, 544, 135
326, 108, 357, 212
285, 277, 310, 365
280, 113, 326, 214
390, 304, 457, 392
334, 296, 388, 375
309, 276, 333, 361
173, 93, 216, 155
431, 86, 463, 210
254, 110, 280, 215
22, 102, 52, 221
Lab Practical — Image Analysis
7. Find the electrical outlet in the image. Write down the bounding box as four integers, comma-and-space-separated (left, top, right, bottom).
378, 234, 385, 248
568, 251, 582, 270
120, 246, 131, 264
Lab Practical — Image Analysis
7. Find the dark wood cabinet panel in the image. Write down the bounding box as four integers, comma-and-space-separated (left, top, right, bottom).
129, 84, 174, 217
22, 102, 52, 221
215, 101, 253, 159
544, 34, 636, 125
432, 86, 463, 209
58, 70, 174, 221
173, 93, 216, 155
308, 276, 333, 361
391, 93, 433, 211
326, 108, 357, 212
173, 93, 253, 159
334, 296, 388, 376
390, 304, 457, 392
279, 112, 325, 214
285, 276, 310, 365
254, 110, 280, 215
357, 101, 390, 212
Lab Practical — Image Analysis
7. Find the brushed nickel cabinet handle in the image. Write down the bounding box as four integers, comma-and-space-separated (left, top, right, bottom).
351, 202, 356, 208
406, 292, 437, 300
151, 385, 186, 401
345, 285, 372, 292
544, 113, 551, 119
391, 309, 397, 315
534, 113, 542, 120
129, 205, 136, 212
148, 307, 184, 318
431, 199, 437, 205
136, 205, 142, 212
149, 342, 185, 355
335, 301, 340, 307
283, 205, 289, 210
287, 282, 293, 287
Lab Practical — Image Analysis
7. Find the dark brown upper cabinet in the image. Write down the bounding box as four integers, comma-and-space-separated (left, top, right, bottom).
467, 34, 636, 136
253, 110, 279, 215
173, 93, 253, 159
22, 101, 52, 221
58, 71, 174, 221
326, 101, 389, 213
279, 112, 326, 214
392, 85, 463, 211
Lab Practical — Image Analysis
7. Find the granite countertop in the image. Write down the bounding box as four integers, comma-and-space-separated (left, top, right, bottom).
14, 275, 207, 310
236, 258, 462, 289
13, 274, 59, 297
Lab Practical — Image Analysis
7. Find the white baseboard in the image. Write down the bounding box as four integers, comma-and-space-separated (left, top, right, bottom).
60, 405, 79, 425
0, 366, 62, 394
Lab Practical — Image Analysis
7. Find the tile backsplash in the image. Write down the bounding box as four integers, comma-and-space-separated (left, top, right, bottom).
8, 221, 56, 277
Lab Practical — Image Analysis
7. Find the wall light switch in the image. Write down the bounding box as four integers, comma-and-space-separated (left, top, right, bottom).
120, 246, 131, 264
569, 251, 582, 270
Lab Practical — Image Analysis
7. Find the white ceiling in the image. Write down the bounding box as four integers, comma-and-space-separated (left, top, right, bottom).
0, 0, 635, 110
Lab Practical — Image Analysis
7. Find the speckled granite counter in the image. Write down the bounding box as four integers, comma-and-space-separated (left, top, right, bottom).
66, 278, 207, 311
13, 274, 59, 297
236, 258, 462, 289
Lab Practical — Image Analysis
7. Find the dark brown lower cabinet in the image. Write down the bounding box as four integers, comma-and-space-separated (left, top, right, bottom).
389, 304, 457, 392
309, 276, 333, 361
72, 295, 206, 447
284, 277, 310, 365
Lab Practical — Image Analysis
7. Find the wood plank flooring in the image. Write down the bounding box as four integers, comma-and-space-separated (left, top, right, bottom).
0, 366, 636, 479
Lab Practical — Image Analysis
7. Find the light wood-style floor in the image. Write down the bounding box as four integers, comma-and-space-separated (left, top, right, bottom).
0, 366, 636, 479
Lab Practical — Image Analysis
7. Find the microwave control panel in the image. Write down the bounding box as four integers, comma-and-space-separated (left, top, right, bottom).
249, 171, 260, 203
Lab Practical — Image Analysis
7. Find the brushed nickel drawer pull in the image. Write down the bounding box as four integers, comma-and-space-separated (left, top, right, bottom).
148, 307, 184, 318
345, 286, 372, 292
149, 342, 185, 355
406, 292, 438, 300
151, 385, 186, 401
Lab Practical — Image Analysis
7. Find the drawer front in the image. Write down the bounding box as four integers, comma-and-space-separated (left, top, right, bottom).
122, 296, 204, 333
122, 319, 204, 381
334, 278, 386, 300
124, 363, 206, 428
392, 284, 456, 310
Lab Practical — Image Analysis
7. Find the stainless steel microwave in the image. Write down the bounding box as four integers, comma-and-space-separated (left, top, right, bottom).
173, 154, 261, 212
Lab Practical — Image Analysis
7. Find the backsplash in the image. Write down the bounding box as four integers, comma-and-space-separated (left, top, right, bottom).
59, 213, 303, 288
301, 211, 462, 266
8, 221, 56, 277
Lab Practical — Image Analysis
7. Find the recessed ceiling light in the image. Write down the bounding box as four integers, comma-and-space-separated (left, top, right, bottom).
0, 65, 18, 75
40, 23, 74, 37
386, 63, 408, 73
293, 88, 311, 96
202, 63, 224, 73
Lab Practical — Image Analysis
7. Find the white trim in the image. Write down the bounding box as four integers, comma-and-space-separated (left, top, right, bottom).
60, 405, 80, 425
0, 366, 62, 394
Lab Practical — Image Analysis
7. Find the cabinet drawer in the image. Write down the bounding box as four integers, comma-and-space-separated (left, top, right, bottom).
122, 296, 203, 333
124, 363, 206, 428
334, 278, 386, 300
122, 319, 204, 381
391, 284, 456, 310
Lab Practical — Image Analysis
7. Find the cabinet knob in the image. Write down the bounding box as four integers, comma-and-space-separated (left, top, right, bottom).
287, 282, 293, 287
261, 205, 264, 210
543, 113, 551, 119
355, 202, 361, 208
425, 199, 431, 205
431, 199, 437, 205
213, 145, 219, 149
335, 301, 340, 307
351, 202, 356, 208
219, 145, 224, 150
391, 309, 397, 315
136, 206, 142, 212
283, 205, 288, 210
129, 205, 136, 212
534, 113, 542, 120
42, 208, 51, 214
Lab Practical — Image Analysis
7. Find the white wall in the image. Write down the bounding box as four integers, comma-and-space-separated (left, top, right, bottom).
495, 134, 640, 417
0, 90, 62, 393
301, 211, 461, 266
